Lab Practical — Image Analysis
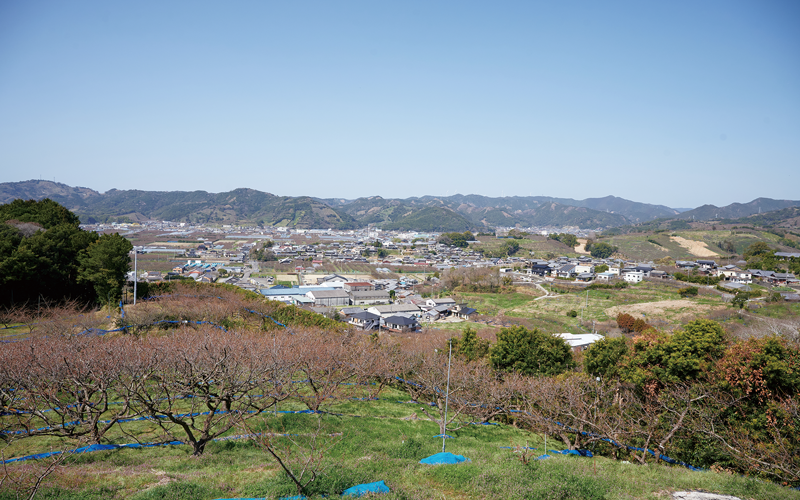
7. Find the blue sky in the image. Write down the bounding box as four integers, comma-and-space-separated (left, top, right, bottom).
1, 1, 798, 209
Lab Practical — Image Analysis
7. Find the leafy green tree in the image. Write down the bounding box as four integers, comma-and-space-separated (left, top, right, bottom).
594, 264, 609, 273
584, 337, 628, 379
0, 199, 103, 305
548, 233, 579, 248
0, 198, 81, 228
452, 327, 490, 362
743, 241, 772, 260
437, 231, 474, 248
731, 293, 749, 309
502, 240, 520, 256
490, 325, 575, 376
78, 233, 133, 305
589, 242, 617, 259
620, 319, 727, 386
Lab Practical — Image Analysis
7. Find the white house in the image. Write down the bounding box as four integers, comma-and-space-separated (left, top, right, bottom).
426, 297, 456, 308
554, 333, 604, 352
623, 271, 644, 283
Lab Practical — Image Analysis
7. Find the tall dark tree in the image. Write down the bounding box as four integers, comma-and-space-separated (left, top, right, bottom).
78, 233, 133, 305
589, 241, 617, 259
0, 198, 130, 306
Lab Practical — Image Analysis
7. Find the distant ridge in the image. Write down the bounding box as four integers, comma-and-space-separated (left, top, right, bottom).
675, 198, 800, 221
0, 179, 706, 231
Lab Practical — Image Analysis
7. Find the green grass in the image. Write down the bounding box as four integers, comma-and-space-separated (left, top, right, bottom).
3, 387, 797, 500
455, 281, 728, 333
750, 301, 800, 319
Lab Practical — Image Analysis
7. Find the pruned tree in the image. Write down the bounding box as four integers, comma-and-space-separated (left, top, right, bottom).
239, 414, 342, 497
2, 334, 139, 445
291, 329, 368, 412
396, 342, 480, 436
121, 326, 296, 455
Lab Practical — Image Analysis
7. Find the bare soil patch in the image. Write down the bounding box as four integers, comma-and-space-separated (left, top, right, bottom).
604, 299, 716, 322
575, 239, 591, 255
669, 236, 720, 257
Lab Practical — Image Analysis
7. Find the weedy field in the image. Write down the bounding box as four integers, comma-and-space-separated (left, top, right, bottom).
455, 280, 732, 334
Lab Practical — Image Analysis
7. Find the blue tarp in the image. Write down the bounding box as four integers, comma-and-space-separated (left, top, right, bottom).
2, 440, 184, 464
419, 452, 470, 465
342, 480, 390, 497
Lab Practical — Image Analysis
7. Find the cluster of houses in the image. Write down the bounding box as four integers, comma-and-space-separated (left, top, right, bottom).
339, 296, 478, 333
255, 273, 477, 333
514, 255, 666, 284
674, 257, 799, 295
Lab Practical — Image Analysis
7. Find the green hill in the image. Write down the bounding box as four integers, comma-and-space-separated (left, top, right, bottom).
0, 181, 358, 229
676, 197, 800, 221
381, 206, 476, 232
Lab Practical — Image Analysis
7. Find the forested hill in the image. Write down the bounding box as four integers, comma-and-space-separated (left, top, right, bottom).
0, 180, 359, 229
2, 179, 680, 230
675, 197, 800, 221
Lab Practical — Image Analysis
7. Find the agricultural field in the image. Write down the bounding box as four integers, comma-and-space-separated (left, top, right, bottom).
2, 391, 795, 500
3, 285, 799, 499
602, 228, 798, 262
471, 235, 582, 259
130, 253, 187, 273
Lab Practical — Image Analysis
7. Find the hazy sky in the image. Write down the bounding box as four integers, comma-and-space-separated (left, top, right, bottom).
1, 1, 798, 209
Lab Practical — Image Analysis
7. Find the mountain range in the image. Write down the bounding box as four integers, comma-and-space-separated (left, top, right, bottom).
2, 179, 797, 232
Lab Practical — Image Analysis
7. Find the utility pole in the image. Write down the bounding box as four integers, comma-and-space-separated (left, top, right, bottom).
442, 338, 453, 453
133, 250, 138, 305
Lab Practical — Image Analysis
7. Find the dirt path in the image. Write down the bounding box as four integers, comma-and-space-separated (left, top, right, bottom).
670, 236, 720, 257
575, 239, 591, 255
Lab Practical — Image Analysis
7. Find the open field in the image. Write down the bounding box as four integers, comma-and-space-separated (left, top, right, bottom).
574, 238, 591, 254
669, 236, 720, 257
605, 298, 715, 323
457, 281, 729, 334
129, 253, 186, 273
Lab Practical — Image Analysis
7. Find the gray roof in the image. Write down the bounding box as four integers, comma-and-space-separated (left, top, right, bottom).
384, 315, 417, 326
307, 290, 350, 299
350, 311, 380, 321
369, 304, 420, 314
351, 290, 390, 299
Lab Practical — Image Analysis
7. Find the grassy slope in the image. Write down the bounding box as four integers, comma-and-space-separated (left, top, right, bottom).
3, 387, 796, 500
470, 236, 581, 259
605, 229, 791, 262
454, 281, 728, 334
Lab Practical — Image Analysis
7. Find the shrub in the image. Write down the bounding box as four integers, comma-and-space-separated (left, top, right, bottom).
567, 310, 578, 318
616, 313, 635, 332
490, 325, 575, 376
